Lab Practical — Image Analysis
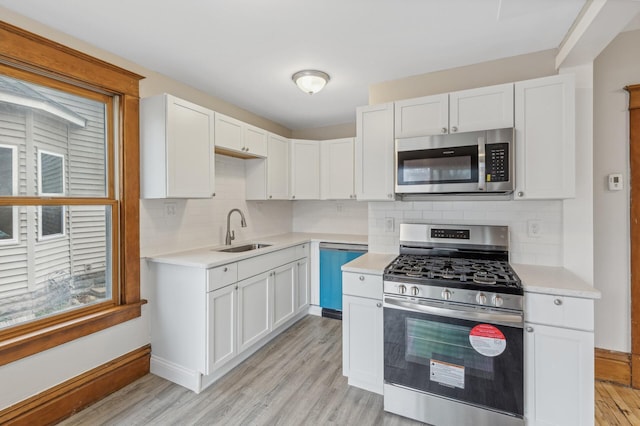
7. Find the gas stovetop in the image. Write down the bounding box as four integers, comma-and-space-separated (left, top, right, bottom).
384, 253, 522, 292
383, 224, 524, 308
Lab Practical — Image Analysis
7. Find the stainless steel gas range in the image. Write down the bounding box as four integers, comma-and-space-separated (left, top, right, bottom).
383, 223, 524, 426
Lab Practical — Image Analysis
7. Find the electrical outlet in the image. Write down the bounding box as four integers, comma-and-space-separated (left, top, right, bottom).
164, 202, 177, 218
384, 217, 395, 233
527, 220, 542, 238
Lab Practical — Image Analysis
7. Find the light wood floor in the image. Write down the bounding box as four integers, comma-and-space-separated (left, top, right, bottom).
59, 315, 640, 425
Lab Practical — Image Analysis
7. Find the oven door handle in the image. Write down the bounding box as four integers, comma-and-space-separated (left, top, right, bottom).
384, 297, 523, 328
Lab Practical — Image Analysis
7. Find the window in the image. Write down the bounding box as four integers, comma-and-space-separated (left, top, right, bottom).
38, 150, 66, 240
0, 145, 18, 245
0, 21, 143, 365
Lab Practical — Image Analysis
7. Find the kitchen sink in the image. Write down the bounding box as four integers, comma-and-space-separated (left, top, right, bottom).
214, 243, 272, 253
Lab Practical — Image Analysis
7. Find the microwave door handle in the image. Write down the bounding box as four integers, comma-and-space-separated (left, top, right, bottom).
478, 136, 486, 191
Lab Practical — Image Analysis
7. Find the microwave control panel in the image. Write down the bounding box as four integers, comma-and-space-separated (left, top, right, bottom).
485, 143, 509, 182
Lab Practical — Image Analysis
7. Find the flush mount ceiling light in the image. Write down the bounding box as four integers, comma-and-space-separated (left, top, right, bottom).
292, 70, 330, 94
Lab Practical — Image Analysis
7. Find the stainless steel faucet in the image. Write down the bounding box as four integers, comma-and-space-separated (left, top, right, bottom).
225, 208, 247, 245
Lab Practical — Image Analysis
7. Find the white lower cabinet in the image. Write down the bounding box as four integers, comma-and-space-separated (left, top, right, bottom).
295, 256, 310, 313
273, 262, 297, 329
207, 284, 237, 373
342, 272, 384, 395
524, 292, 595, 426
150, 244, 309, 393
238, 272, 271, 353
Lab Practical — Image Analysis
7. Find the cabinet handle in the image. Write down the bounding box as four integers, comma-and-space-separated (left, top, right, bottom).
246, 147, 250, 152
269, 195, 273, 199
441, 127, 447, 134
388, 193, 393, 199
235, 285, 238, 290
554, 298, 563, 306
451, 126, 458, 133
517, 191, 524, 197
526, 326, 534, 333
212, 193, 216, 197
359, 276, 365, 281
376, 302, 382, 308
292, 195, 296, 199
223, 267, 228, 272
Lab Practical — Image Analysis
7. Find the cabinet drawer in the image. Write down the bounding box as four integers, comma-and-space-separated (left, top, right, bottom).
525, 292, 594, 331
343, 272, 382, 299
238, 246, 297, 281
207, 263, 238, 292
295, 243, 309, 260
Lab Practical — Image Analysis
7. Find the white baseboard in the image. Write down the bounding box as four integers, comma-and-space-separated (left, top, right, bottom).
150, 355, 202, 393
308, 305, 322, 316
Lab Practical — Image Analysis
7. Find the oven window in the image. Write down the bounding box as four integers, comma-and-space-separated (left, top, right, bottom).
405, 318, 494, 380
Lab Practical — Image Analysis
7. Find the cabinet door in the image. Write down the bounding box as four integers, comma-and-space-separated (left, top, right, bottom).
295, 257, 310, 313
342, 295, 383, 395
237, 272, 271, 353
320, 137, 355, 200
273, 262, 297, 330
244, 124, 268, 157
267, 133, 290, 199
355, 103, 395, 201
166, 95, 215, 198
525, 323, 594, 426
214, 113, 243, 153
206, 284, 237, 374
514, 74, 575, 200
290, 139, 320, 200
394, 94, 449, 137
449, 83, 514, 133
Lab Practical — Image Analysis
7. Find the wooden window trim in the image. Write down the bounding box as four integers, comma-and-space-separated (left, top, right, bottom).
0, 20, 144, 366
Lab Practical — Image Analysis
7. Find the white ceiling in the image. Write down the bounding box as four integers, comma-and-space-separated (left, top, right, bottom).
0, 0, 589, 130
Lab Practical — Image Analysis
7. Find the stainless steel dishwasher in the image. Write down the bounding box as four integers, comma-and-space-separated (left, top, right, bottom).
319, 242, 367, 319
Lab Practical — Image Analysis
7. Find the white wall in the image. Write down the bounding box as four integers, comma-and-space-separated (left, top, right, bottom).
592, 29, 640, 352
292, 200, 368, 235
367, 200, 563, 266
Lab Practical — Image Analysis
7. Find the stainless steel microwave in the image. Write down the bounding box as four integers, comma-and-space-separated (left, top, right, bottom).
395, 128, 514, 195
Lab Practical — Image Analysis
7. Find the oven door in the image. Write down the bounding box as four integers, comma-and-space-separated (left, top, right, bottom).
384, 295, 524, 417
395, 133, 483, 194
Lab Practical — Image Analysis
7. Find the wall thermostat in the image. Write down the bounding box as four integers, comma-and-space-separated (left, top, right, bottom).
608, 173, 623, 191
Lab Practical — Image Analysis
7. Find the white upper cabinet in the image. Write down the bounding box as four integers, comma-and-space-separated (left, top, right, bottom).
394, 94, 449, 138
449, 83, 514, 133
246, 132, 290, 200
214, 113, 267, 158
394, 84, 513, 138
140, 93, 215, 199
356, 103, 395, 201
290, 139, 320, 200
321, 137, 355, 200
514, 74, 575, 200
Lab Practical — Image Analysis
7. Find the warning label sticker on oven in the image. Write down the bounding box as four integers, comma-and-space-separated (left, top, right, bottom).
469, 324, 506, 357
430, 359, 465, 389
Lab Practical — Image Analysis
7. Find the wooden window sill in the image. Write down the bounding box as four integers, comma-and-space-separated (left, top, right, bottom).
0, 301, 146, 367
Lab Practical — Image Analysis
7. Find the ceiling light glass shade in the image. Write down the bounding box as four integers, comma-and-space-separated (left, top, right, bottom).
292, 70, 330, 94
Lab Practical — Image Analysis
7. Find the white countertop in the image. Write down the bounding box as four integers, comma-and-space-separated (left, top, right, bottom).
512, 263, 601, 299
146, 232, 368, 269
341, 253, 397, 275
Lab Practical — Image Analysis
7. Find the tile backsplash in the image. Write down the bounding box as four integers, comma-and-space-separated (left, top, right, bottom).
292, 200, 368, 235
368, 199, 563, 266
140, 155, 292, 257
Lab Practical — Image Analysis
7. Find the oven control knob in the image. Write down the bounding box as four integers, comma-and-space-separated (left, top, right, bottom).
492, 295, 504, 307
441, 289, 452, 300
410, 286, 420, 296
476, 292, 487, 305
398, 284, 407, 295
